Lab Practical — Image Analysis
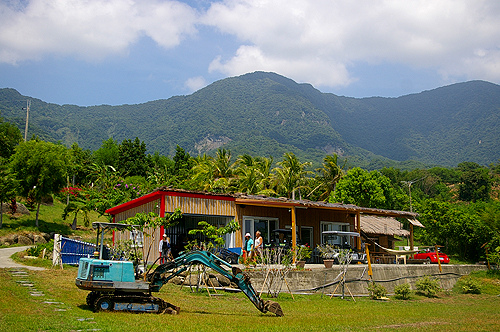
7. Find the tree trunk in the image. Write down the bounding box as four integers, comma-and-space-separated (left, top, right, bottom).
72, 214, 78, 230
36, 201, 41, 228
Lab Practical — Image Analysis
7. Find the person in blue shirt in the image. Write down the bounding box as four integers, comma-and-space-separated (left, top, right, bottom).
243, 232, 254, 265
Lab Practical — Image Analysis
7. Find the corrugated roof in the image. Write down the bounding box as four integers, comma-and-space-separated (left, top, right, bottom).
106, 187, 418, 219
360, 215, 410, 237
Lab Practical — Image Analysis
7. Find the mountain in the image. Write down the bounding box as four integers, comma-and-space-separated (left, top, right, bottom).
1, 72, 499, 168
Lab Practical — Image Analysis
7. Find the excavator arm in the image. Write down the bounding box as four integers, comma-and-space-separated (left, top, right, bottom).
146, 250, 283, 316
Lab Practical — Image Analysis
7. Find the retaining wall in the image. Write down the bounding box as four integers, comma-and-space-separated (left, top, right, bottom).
246, 264, 487, 295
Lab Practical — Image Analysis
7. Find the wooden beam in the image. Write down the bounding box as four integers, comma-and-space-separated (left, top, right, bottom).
291, 206, 297, 264
356, 211, 361, 250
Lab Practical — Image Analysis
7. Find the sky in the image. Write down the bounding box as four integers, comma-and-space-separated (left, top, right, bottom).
0, 0, 499, 106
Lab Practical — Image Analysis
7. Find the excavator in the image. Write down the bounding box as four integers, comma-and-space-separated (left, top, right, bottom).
75, 222, 283, 316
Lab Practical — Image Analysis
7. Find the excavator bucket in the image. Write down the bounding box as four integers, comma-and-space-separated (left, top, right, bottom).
264, 300, 284, 317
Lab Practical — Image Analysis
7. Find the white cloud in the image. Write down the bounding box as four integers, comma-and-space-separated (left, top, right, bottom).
185, 76, 207, 92
2, 0, 499, 91
0, 0, 198, 64
202, 0, 500, 87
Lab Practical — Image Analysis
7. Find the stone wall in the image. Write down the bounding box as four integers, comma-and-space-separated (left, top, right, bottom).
246, 264, 488, 295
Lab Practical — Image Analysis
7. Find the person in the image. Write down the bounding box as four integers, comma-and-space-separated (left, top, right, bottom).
253, 231, 263, 261
158, 234, 171, 264
242, 233, 253, 265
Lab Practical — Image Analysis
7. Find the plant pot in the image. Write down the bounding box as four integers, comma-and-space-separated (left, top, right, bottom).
295, 260, 305, 268
323, 259, 334, 268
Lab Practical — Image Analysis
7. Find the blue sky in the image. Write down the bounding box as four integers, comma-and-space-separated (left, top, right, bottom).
1, 0, 499, 106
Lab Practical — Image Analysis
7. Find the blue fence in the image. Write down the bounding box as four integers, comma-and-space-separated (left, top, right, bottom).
60, 236, 96, 265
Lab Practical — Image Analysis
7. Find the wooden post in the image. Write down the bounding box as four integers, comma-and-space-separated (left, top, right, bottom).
366, 246, 373, 280
291, 206, 297, 264
410, 224, 414, 258
435, 244, 442, 273
356, 211, 361, 250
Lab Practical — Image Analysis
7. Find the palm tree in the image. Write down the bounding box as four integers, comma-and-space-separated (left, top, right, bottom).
191, 154, 217, 191
63, 202, 90, 230
234, 155, 275, 195
272, 153, 312, 199
214, 148, 233, 179
309, 154, 346, 201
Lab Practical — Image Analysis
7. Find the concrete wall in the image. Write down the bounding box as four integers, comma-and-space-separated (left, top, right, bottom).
246, 264, 487, 295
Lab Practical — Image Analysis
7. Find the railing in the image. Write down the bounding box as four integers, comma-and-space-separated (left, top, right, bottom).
52, 234, 96, 266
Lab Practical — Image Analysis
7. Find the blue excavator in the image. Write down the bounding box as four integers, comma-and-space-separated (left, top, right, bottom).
75, 222, 283, 316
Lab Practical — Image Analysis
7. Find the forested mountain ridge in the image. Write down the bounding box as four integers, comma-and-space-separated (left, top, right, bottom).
1, 72, 499, 167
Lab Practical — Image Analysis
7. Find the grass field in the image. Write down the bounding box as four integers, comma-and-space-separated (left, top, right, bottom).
1, 202, 499, 331
1, 255, 500, 332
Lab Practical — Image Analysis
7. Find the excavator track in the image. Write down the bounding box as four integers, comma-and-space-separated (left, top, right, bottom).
92, 294, 180, 314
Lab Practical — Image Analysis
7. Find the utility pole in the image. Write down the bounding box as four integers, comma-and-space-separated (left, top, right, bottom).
401, 176, 426, 254
23, 99, 31, 141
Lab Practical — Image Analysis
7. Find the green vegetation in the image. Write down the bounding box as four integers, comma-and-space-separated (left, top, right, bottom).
1, 73, 499, 168
415, 276, 441, 297
0, 114, 499, 264
367, 282, 387, 300
394, 283, 412, 300
1, 263, 499, 331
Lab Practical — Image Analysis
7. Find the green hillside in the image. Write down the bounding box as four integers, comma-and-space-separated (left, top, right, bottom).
1, 72, 499, 167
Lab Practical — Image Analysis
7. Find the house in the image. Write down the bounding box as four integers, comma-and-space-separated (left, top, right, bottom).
105, 187, 419, 263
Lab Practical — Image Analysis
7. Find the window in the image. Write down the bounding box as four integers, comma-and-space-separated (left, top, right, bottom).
243, 216, 278, 243
321, 222, 350, 245
130, 229, 144, 248
301, 226, 313, 247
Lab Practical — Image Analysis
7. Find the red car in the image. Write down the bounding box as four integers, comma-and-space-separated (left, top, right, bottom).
413, 250, 450, 264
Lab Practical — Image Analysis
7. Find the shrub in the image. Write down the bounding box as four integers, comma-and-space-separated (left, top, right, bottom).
458, 276, 481, 294
415, 275, 441, 297
26, 240, 54, 258
394, 283, 412, 300
368, 282, 387, 300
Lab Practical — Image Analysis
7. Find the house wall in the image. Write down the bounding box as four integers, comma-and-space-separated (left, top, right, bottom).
113, 194, 239, 263
113, 198, 161, 264
235, 205, 356, 248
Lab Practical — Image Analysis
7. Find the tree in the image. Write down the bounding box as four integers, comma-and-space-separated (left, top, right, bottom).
330, 167, 404, 210
147, 152, 175, 187
10, 140, 71, 227
309, 154, 345, 201
214, 148, 233, 179
62, 202, 90, 230
415, 199, 491, 261
69, 142, 94, 186
459, 167, 491, 202
0, 119, 23, 159
118, 137, 151, 177
124, 209, 182, 273
172, 145, 193, 183
92, 137, 119, 168
272, 153, 312, 199
188, 220, 240, 249
0, 161, 18, 228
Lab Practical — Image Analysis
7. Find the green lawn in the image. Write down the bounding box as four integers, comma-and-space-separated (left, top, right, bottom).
1, 257, 499, 332
0, 199, 108, 244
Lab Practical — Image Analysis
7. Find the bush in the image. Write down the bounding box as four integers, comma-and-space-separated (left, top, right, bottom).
394, 283, 412, 300
458, 276, 481, 294
415, 275, 441, 297
368, 282, 387, 300
26, 240, 54, 258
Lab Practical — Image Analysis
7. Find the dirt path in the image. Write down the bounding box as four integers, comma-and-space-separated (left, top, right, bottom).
0, 246, 45, 270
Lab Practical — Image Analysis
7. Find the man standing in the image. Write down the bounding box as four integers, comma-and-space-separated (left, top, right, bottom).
158, 234, 171, 264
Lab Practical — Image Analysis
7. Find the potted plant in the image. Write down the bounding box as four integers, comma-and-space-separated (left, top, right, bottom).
295, 244, 312, 268
316, 244, 338, 268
